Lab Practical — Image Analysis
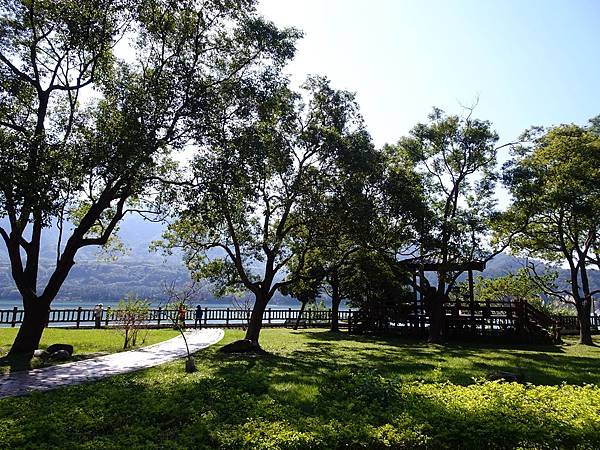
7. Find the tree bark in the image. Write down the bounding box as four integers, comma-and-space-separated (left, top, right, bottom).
426, 289, 444, 344
294, 300, 307, 330
244, 293, 269, 347
577, 296, 594, 345
8, 298, 50, 355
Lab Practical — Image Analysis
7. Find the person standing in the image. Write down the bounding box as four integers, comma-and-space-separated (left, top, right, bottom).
93, 303, 103, 329
194, 305, 203, 329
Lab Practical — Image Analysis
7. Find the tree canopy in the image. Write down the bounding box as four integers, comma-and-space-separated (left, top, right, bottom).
0, 0, 298, 354
160, 76, 380, 347
500, 118, 600, 344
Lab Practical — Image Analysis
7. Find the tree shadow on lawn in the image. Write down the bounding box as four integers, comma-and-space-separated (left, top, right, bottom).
302, 329, 568, 353
282, 330, 600, 386
2, 343, 599, 449
4, 366, 595, 450
0, 351, 111, 374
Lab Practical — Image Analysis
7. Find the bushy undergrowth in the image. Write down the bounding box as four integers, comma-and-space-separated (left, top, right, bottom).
0, 330, 599, 449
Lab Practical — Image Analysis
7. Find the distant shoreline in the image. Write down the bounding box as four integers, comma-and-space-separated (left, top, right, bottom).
0, 299, 347, 310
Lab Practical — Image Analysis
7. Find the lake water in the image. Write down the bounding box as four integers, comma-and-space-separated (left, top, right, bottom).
0, 298, 307, 310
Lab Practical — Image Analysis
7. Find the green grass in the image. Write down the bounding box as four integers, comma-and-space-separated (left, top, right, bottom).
0, 327, 179, 374
1, 329, 599, 449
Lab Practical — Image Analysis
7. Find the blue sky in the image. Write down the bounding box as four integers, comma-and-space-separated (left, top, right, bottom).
258, 0, 600, 158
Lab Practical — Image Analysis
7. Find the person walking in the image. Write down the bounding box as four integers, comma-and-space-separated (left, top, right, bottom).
177, 303, 187, 329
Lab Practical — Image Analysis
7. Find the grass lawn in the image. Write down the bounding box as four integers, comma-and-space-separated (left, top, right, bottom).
0, 329, 599, 449
0, 327, 179, 374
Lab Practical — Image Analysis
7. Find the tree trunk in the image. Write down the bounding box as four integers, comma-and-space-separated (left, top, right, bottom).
577, 297, 594, 345
330, 280, 342, 332
426, 289, 444, 344
244, 293, 268, 347
8, 299, 50, 355
294, 300, 307, 330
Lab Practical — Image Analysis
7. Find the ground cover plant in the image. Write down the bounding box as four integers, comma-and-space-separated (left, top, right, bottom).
0, 328, 178, 374
0, 329, 599, 449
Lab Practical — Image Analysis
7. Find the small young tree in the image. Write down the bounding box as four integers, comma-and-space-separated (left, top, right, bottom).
163, 280, 205, 372
280, 274, 321, 330
231, 294, 254, 330
114, 294, 150, 350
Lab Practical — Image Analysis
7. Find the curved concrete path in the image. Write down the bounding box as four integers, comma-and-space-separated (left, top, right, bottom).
0, 328, 224, 399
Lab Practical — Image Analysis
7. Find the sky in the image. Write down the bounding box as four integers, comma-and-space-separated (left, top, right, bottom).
257, 0, 600, 159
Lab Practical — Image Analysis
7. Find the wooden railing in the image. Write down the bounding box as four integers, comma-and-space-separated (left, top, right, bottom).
1, 303, 596, 335
0, 306, 353, 329
554, 315, 600, 332
348, 299, 597, 341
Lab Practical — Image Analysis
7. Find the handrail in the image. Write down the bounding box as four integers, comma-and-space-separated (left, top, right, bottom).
0, 306, 351, 329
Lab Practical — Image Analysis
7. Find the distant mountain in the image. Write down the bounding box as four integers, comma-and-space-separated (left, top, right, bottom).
465, 252, 600, 293
0, 215, 294, 305
1, 217, 598, 304
0, 215, 189, 302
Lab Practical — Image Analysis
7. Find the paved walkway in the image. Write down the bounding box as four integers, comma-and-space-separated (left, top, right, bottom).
0, 328, 224, 399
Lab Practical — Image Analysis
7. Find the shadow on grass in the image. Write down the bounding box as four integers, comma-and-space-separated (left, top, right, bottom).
1, 331, 599, 449
277, 330, 600, 385
0, 351, 111, 375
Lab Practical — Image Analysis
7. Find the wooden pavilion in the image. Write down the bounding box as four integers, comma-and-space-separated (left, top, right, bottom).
348, 254, 559, 343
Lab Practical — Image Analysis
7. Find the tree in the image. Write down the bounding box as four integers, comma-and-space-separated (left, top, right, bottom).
279, 273, 321, 330
500, 118, 600, 344
344, 250, 414, 333
282, 138, 384, 332
0, 0, 297, 354
161, 76, 375, 350
163, 280, 205, 372
286, 135, 425, 332
389, 107, 511, 342
454, 267, 557, 311
114, 293, 150, 349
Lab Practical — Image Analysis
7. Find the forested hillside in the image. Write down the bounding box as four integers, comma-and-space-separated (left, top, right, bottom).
2, 217, 598, 303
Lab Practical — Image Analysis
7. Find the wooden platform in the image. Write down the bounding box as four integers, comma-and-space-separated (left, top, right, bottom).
348, 299, 563, 344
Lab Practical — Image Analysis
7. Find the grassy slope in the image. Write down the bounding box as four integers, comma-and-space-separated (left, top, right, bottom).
0, 329, 599, 449
0, 328, 179, 374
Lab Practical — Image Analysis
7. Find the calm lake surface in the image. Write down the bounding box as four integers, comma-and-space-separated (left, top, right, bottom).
0, 299, 292, 310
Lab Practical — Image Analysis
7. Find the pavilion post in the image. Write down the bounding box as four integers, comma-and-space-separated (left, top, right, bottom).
419, 266, 425, 330
468, 269, 476, 334
412, 272, 418, 329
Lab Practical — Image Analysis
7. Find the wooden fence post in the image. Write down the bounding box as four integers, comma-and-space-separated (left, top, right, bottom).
204, 307, 208, 327
11, 306, 18, 327
226, 308, 230, 327
268, 308, 272, 325
308, 309, 313, 327
157, 307, 162, 327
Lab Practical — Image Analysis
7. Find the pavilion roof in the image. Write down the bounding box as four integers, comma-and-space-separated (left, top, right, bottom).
401, 254, 486, 272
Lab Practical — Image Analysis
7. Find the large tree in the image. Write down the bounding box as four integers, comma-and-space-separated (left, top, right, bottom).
286, 143, 424, 332
500, 119, 600, 344
0, 0, 297, 354
389, 107, 512, 342
161, 76, 375, 349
